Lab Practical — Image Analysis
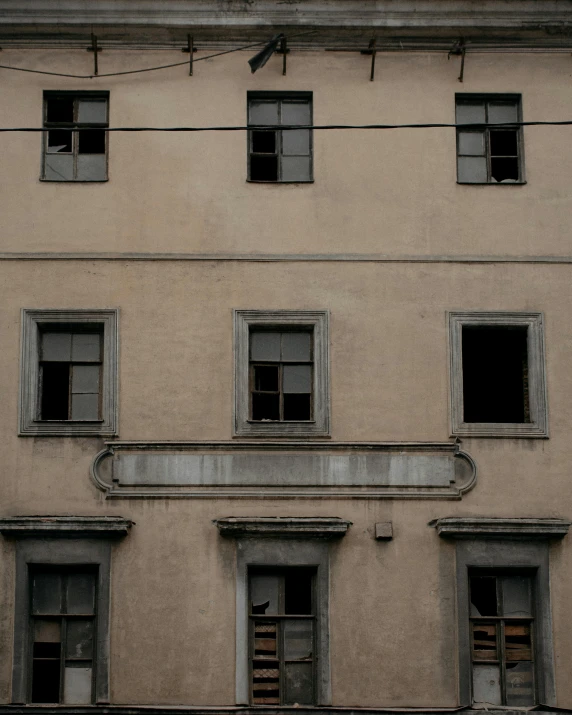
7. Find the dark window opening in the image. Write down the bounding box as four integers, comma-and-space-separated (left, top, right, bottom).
78, 130, 106, 154
252, 130, 277, 154
252, 393, 280, 421
47, 130, 73, 153
470, 576, 498, 617
46, 98, 74, 124
41, 363, 70, 420
283, 394, 311, 421
250, 155, 278, 182
491, 157, 519, 183
462, 325, 529, 423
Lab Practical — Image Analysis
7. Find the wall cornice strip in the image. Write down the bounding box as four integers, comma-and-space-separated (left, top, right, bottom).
0, 515, 133, 538
432, 517, 571, 539
4, 253, 572, 264
214, 516, 351, 538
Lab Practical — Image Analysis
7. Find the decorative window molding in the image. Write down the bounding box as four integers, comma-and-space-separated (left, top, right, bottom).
448, 312, 548, 437
433, 517, 570, 540
215, 516, 351, 539
6, 523, 131, 705
234, 310, 329, 437
19, 309, 118, 436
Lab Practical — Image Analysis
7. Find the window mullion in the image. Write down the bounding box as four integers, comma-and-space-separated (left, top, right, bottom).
59, 616, 67, 703
277, 100, 283, 181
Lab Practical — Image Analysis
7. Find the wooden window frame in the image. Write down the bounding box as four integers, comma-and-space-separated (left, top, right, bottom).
448, 312, 548, 437
19, 309, 118, 436
456, 94, 525, 185
247, 91, 313, 183
41, 91, 109, 183
234, 310, 330, 437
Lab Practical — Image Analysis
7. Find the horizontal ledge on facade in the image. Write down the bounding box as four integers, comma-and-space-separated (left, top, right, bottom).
0, 707, 565, 715
214, 516, 352, 538
432, 517, 571, 539
101, 440, 460, 453
0, 515, 134, 538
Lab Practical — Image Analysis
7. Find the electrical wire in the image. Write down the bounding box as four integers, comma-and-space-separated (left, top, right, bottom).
0, 30, 316, 79
0, 121, 571, 132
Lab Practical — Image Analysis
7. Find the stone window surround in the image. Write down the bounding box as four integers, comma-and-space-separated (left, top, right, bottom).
448, 311, 548, 437
233, 310, 330, 437
19, 309, 119, 436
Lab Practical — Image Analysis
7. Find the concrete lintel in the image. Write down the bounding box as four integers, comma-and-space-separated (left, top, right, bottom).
0, 515, 134, 538
433, 516, 571, 539
215, 516, 351, 539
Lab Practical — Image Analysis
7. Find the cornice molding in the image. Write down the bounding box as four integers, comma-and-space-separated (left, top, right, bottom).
215, 516, 351, 539
0, 516, 134, 538
432, 517, 571, 539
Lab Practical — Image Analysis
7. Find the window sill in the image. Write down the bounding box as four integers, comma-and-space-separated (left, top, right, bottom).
452, 422, 548, 438
456, 180, 527, 186
40, 178, 109, 183
246, 179, 314, 184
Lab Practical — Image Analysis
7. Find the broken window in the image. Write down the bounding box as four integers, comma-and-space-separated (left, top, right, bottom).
39, 328, 103, 421
43, 92, 108, 182
456, 95, 523, 184
249, 330, 313, 421
250, 569, 315, 705
470, 572, 535, 706
248, 92, 312, 182
462, 325, 529, 424
30, 568, 97, 704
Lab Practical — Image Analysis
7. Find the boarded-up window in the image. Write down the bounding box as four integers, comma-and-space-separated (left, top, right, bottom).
43, 93, 108, 182
30, 568, 97, 704
470, 572, 535, 706
39, 328, 103, 422
456, 95, 523, 184
248, 92, 312, 182
250, 569, 315, 705
249, 330, 313, 421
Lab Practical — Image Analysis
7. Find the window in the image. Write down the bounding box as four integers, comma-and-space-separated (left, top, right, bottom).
449, 312, 547, 437
42, 92, 109, 182
234, 310, 329, 437
470, 571, 535, 706
248, 92, 312, 182
250, 569, 315, 705
456, 95, 524, 184
20, 310, 118, 436
29, 569, 97, 704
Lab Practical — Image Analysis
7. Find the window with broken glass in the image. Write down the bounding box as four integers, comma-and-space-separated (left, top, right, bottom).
250, 569, 315, 705
29, 568, 97, 704
248, 92, 312, 182
456, 95, 524, 184
39, 328, 103, 422
470, 572, 536, 706
43, 93, 108, 182
250, 330, 313, 422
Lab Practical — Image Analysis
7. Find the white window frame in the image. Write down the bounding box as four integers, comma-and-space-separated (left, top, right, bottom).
449, 312, 548, 437
233, 310, 329, 437
19, 309, 118, 436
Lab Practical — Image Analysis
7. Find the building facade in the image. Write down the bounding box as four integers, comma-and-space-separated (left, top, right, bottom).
1, 2, 572, 714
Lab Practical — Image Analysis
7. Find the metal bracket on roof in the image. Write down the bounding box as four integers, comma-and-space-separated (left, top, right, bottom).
181, 34, 197, 76
360, 37, 377, 81
276, 36, 289, 76
86, 33, 101, 75
448, 37, 466, 83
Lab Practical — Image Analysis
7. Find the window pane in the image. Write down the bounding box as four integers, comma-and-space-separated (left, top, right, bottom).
488, 102, 518, 124
284, 620, 313, 660
251, 332, 281, 361
456, 102, 486, 125
490, 157, 519, 183
281, 102, 311, 125
284, 662, 313, 705
41, 363, 70, 420
501, 576, 532, 617
472, 622, 497, 660
252, 393, 280, 421
283, 365, 312, 394
44, 154, 74, 181
249, 101, 279, 125
457, 156, 487, 183
285, 570, 313, 614
458, 132, 485, 156
505, 662, 534, 706
34, 619, 61, 643
63, 666, 92, 704
252, 130, 277, 154
71, 333, 101, 362
472, 663, 501, 704
470, 576, 498, 616
250, 155, 278, 181
281, 332, 311, 361
71, 394, 99, 421
65, 620, 94, 659
283, 394, 311, 420
32, 573, 62, 614
32, 659, 61, 703
250, 574, 280, 614
76, 155, 107, 181
281, 156, 311, 182
77, 99, 107, 124
42, 333, 72, 362
72, 366, 100, 395
78, 130, 106, 155
66, 573, 96, 614
254, 365, 279, 392
282, 129, 310, 156
47, 129, 72, 153
46, 97, 74, 123
490, 131, 518, 156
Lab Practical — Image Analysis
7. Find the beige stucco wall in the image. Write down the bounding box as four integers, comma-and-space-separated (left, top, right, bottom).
2, 44, 572, 710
